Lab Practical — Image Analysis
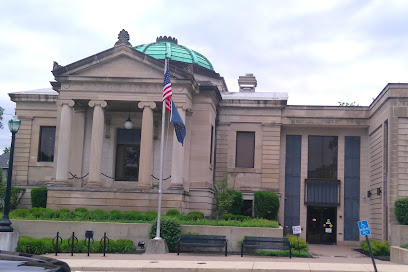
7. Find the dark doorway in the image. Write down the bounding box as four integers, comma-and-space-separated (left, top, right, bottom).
307, 206, 336, 244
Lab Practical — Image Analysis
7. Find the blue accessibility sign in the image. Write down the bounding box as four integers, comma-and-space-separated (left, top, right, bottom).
357, 220, 371, 236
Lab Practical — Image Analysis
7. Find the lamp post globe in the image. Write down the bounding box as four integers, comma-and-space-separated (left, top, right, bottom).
0, 115, 21, 232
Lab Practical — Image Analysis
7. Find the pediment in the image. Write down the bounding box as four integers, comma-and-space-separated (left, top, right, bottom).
54, 46, 190, 80
75, 54, 167, 78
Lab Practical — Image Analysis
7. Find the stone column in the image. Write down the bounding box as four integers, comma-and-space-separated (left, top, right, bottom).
69, 107, 86, 186
169, 106, 187, 190
55, 99, 75, 186
87, 100, 107, 187
137, 102, 156, 188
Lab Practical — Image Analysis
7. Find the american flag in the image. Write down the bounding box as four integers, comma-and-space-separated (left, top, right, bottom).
163, 69, 172, 112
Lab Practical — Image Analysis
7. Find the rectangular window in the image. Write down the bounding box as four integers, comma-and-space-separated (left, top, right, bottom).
38, 126, 56, 162
308, 136, 338, 179
210, 125, 214, 164
236, 131, 255, 168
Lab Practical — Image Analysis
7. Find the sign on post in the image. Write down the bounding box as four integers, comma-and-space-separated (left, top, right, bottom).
357, 220, 377, 272
357, 220, 371, 236
292, 225, 302, 254
292, 225, 302, 235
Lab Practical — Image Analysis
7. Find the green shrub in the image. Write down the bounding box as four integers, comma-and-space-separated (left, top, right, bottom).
166, 209, 181, 217
123, 211, 143, 221
109, 210, 124, 220
143, 210, 158, 221
0, 183, 26, 211
395, 197, 408, 225
74, 207, 88, 214
17, 236, 134, 254
401, 244, 408, 249
360, 239, 390, 256
222, 213, 251, 221
16, 236, 53, 255
111, 239, 135, 253
254, 191, 280, 220
285, 234, 307, 250
256, 249, 311, 258
6, 206, 280, 228
10, 209, 29, 218
216, 190, 243, 216
73, 207, 92, 220
149, 216, 181, 252
186, 211, 205, 221
28, 207, 55, 219
31, 187, 47, 208
214, 174, 243, 216
54, 208, 74, 219
91, 209, 109, 220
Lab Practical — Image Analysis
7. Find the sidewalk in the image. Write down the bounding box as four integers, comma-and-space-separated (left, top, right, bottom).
54, 245, 407, 272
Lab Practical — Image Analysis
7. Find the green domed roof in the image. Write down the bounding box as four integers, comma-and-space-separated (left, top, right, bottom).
134, 36, 214, 71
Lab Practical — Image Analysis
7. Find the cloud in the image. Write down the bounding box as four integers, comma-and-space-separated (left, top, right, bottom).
1, 0, 408, 106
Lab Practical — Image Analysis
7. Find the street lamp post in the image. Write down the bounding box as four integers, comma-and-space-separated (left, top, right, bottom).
0, 115, 21, 232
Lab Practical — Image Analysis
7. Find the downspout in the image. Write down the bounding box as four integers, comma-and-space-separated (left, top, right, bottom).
212, 109, 220, 184
212, 109, 220, 219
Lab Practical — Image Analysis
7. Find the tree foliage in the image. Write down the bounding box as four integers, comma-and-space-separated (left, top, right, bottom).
214, 174, 243, 216
0, 183, 26, 211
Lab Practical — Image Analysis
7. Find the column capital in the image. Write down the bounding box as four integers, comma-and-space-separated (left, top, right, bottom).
138, 101, 156, 110
89, 100, 107, 108
57, 99, 75, 107
182, 104, 191, 111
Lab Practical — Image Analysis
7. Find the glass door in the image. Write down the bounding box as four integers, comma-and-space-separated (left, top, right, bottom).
307, 206, 337, 244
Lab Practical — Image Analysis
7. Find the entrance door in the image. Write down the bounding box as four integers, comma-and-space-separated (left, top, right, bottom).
115, 144, 140, 181
115, 129, 141, 181
307, 207, 336, 244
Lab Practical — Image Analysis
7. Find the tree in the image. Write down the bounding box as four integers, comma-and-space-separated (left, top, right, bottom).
0, 106, 3, 129
2, 147, 10, 154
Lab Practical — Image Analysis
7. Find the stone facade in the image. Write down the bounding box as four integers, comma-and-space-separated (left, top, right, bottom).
8, 30, 408, 245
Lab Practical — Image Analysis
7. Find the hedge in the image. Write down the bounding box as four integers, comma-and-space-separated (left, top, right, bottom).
254, 191, 279, 220
256, 249, 312, 258
395, 197, 408, 225
166, 209, 181, 217
186, 211, 205, 220
149, 216, 181, 252
17, 236, 135, 255
9, 207, 279, 228
360, 239, 390, 256
31, 187, 47, 208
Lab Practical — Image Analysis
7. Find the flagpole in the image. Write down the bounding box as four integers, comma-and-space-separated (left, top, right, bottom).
155, 57, 168, 239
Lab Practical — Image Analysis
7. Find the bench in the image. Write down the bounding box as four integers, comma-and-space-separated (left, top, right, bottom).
177, 234, 228, 256
241, 236, 292, 258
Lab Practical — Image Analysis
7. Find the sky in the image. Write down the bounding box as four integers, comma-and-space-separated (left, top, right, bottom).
1, 0, 408, 150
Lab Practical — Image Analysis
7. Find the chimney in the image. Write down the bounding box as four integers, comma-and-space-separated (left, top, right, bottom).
238, 73, 257, 92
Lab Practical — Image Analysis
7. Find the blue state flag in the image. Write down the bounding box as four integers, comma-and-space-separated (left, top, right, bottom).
170, 100, 186, 145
